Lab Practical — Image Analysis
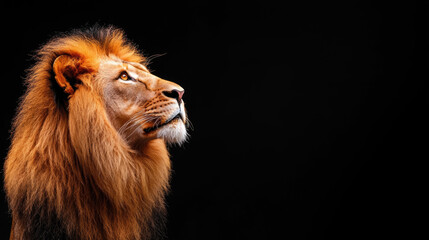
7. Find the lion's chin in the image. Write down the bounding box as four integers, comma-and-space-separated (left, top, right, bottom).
156, 120, 188, 145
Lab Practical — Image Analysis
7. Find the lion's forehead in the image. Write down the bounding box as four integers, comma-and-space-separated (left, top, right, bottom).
101, 56, 148, 72
99, 58, 154, 83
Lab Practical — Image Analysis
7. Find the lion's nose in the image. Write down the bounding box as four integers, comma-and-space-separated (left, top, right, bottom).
162, 89, 185, 104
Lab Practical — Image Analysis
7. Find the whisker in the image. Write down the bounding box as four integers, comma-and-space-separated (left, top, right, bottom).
145, 53, 167, 68
185, 118, 194, 131
119, 114, 156, 137
122, 116, 157, 141
118, 109, 151, 134
126, 121, 145, 139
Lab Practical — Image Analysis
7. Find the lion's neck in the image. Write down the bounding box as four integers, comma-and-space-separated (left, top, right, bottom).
67, 88, 172, 239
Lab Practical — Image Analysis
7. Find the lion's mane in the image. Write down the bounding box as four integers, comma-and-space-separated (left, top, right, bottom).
4, 27, 171, 240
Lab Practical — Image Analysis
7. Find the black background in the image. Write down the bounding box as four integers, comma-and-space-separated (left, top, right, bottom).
1, 1, 427, 239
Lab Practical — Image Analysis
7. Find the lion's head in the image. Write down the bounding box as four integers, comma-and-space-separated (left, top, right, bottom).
4, 26, 187, 240
53, 29, 188, 146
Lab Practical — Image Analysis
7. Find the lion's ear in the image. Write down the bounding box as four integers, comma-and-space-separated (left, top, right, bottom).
53, 55, 82, 95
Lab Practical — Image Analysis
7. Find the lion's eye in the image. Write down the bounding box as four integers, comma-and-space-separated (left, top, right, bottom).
119, 72, 132, 81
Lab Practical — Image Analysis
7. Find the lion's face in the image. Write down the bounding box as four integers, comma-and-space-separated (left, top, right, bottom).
98, 56, 187, 145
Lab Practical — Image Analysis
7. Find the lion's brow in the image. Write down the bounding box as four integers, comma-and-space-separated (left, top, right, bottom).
122, 60, 149, 73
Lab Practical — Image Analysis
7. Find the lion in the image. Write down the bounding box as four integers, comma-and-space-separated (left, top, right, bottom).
3, 26, 188, 240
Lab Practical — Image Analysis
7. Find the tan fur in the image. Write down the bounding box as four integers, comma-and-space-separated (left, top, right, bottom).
4, 26, 186, 240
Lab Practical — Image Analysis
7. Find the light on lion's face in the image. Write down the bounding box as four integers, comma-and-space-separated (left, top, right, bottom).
99, 57, 188, 146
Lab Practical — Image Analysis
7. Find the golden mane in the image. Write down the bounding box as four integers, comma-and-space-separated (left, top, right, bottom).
4, 26, 172, 239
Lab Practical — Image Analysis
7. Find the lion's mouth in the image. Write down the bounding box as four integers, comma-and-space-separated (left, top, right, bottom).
143, 113, 182, 133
